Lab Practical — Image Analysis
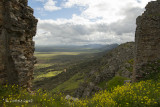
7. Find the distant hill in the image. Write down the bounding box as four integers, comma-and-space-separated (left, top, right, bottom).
35, 44, 118, 52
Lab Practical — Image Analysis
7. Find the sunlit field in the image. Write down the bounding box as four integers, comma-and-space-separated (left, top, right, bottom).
34, 71, 63, 81
35, 52, 81, 61
33, 49, 102, 91
34, 51, 100, 63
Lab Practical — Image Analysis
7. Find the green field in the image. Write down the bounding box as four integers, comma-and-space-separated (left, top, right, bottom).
33, 49, 102, 91
51, 73, 85, 94
34, 51, 100, 65
35, 52, 82, 61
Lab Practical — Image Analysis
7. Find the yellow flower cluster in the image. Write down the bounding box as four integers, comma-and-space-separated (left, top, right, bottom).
76, 80, 160, 107
0, 80, 159, 107
0, 86, 67, 107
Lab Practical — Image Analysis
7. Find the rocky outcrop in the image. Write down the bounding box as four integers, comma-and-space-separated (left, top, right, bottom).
88, 42, 134, 83
133, 0, 160, 81
0, 0, 37, 90
75, 42, 134, 98
75, 82, 102, 98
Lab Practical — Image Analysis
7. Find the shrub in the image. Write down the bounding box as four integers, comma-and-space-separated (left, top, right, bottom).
106, 76, 130, 91
75, 80, 160, 107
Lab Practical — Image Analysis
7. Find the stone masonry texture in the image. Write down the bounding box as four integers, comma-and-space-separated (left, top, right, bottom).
0, 0, 37, 90
133, 0, 160, 81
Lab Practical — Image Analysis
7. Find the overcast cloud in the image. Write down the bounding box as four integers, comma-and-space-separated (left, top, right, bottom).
33, 0, 155, 45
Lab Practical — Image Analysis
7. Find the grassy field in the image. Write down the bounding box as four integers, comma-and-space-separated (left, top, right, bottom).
33, 49, 102, 91
32, 45, 118, 95
34, 51, 99, 63
34, 71, 63, 81
51, 72, 85, 94
35, 52, 82, 61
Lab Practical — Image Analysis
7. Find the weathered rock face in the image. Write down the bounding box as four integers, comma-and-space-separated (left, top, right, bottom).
0, 1, 6, 84
0, 0, 37, 89
75, 42, 134, 98
134, 0, 160, 81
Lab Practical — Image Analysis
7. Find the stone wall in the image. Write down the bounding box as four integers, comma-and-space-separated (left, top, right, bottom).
0, 0, 37, 90
133, 0, 160, 81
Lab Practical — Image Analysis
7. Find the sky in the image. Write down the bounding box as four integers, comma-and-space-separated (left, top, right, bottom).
28, 0, 155, 46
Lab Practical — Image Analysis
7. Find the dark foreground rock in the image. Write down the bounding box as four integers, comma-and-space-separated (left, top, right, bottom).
0, 0, 37, 90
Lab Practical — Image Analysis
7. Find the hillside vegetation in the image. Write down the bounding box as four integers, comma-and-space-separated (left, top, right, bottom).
33, 42, 135, 97
33, 45, 116, 92
0, 75, 159, 107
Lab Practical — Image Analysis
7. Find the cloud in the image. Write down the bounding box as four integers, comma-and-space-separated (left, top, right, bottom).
108, 7, 144, 35
34, 0, 155, 45
63, 0, 155, 23
44, 0, 61, 11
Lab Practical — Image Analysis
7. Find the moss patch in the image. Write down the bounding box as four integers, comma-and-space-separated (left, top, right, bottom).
106, 76, 130, 91
52, 73, 84, 94
98, 81, 107, 89
34, 71, 63, 81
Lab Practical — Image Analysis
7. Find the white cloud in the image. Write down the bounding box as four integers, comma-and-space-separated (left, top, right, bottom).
34, 0, 156, 45
44, 0, 61, 11
63, 0, 155, 24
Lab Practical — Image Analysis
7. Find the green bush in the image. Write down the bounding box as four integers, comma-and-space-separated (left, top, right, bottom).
83, 80, 160, 107
107, 76, 130, 91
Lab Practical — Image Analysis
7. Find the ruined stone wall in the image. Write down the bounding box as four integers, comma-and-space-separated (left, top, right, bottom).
133, 0, 160, 81
0, 0, 37, 89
